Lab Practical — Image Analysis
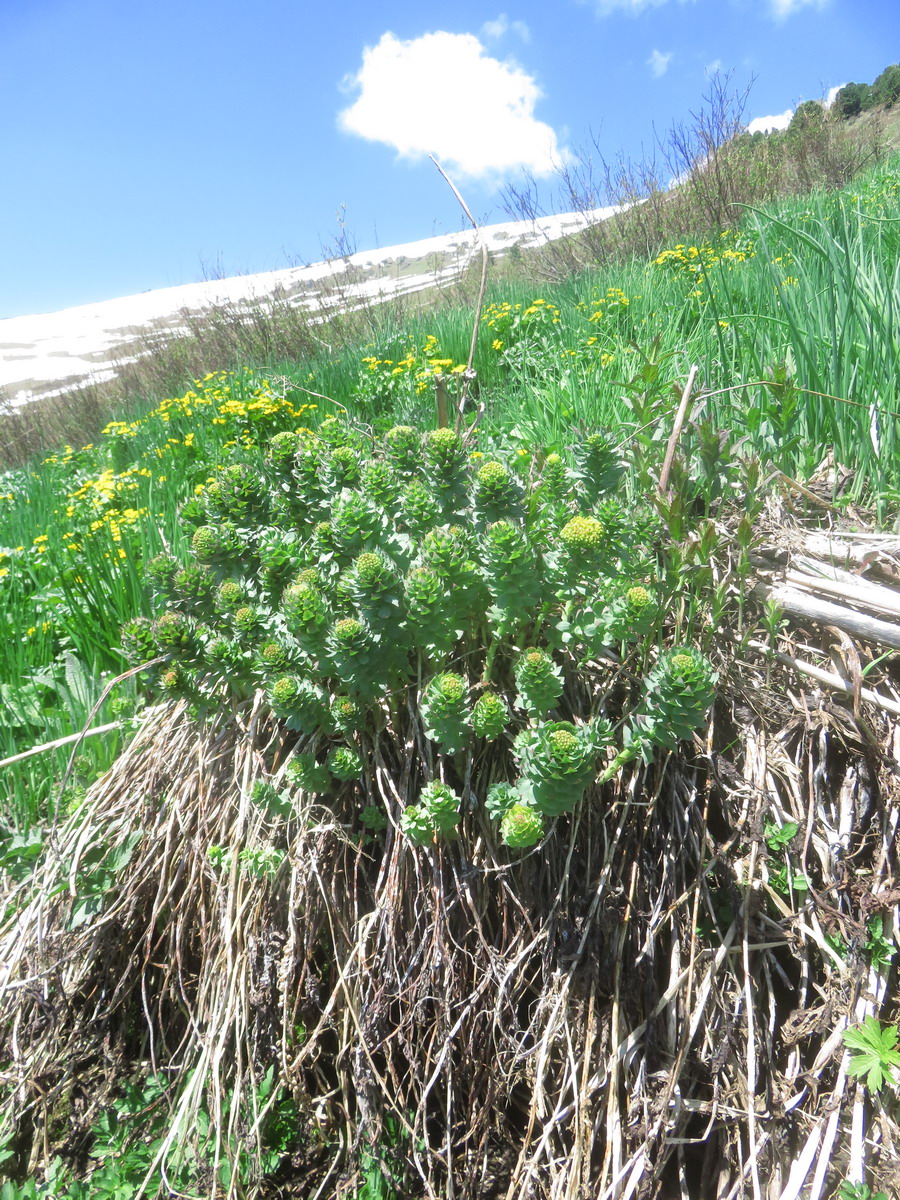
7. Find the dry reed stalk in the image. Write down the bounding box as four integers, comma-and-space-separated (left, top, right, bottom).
2, 633, 900, 1198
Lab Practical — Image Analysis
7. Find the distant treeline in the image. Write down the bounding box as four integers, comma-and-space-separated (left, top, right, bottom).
830, 63, 900, 120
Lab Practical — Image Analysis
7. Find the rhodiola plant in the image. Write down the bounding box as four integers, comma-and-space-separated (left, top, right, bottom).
129, 415, 716, 850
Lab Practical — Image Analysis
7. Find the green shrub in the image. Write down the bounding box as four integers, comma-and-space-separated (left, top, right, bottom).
129, 415, 716, 848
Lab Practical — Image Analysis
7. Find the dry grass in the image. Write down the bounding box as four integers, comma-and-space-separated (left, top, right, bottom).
4, 593, 900, 1198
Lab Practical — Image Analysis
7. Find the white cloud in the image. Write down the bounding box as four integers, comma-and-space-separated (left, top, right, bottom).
825, 83, 845, 107
648, 49, 672, 78
746, 108, 794, 134
482, 13, 531, 42
339, 31, 565, 181
769, 0, 829, 17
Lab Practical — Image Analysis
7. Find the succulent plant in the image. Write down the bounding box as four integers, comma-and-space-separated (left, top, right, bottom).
400, 479, 442, 538
513, 720, 608, 816
286, 752, 332, 794
144, 552, 179, 598
500, 803, 545, 848
282, 581, 329, 650
191, 523, 239, 564
401, 780, 461, 846
539, 452, 569, 499
267, 675, 327, 732
573, 432, 624, 500
383, 425, 421, 475
403, 566, 458, 662
327, 444, 361, 490
473, 460, 521, 518
120, 617, 156, 665
215, 578, 245, 613
331, 694, 364, 734
172, 563, 215, 615
472, 691, 509, 740
560, 514, 605, 556
361, 459, 400, 510
257, 639, 290, 675
514, 648, 563, 717
214, 462, 269, 522
484, 782, 520, 819
421, 672, 471, 754
327, 744, 364, 782
154, 610, 195, 654
267, 429, 299, 472
633, 648, 716, 751
424, 427, 465, 476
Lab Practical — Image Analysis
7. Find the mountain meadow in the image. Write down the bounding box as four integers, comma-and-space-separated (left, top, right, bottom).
5, 72, 900, 1200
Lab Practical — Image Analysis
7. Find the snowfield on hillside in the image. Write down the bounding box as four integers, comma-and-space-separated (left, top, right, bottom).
0, 208, 615, 409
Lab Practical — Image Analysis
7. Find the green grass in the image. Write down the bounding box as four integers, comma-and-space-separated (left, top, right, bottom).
4, 154, 900, 825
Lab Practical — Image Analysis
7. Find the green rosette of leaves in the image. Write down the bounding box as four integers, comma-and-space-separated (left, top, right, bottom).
472, 691, 509, 740
255, 638, 292, 679
633, 647, 716, 752
403, 566, 459, 663
421, 672, 472, 755
399, 479, 442, 539
330, 694, 364, 735
423, 428, 468, 517
558, 514, 608, 583
190, 522, 241, 566
327, 744, 364, 782
286, 752, 333, 795
500, 803, 545, 848
144, 552, 179, 601
383, 424, 421, 478
347, 551, 403, 630
361, 458, 400, 513
330, 492, 384, 560
572, 432, 624, 502
266, 429, 300, 476
120, 617, 157, 666
256, 530, 300, 595
420, 525, 485, 625
327, 616, 399, 699
288, 436, 331, 524
317, 414, 363, 448
513, 720, 607, 817
153, 610, 198, 659
558, 583, 658, 660
514, 648, 563, 717
325, 444, 362, 494
598, 647, 716, 781
539, 452, 569, 501
480, 520, 541, 631
473, 460, 522, 522
401, 780, 461, 846
208, 462, 270, 523
281, 580, 330, 658
170, 561, 213, 619
267, 674, 328, 733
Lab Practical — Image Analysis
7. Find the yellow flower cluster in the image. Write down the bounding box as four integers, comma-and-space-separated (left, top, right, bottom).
359, 336, 467, 397
652, 230, 756, 278
575, 286, 634, 324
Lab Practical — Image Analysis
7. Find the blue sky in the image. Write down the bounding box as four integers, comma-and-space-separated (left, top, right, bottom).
0, 0, 895, 318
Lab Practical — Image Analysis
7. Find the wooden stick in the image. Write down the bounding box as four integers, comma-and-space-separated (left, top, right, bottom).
786, 567, 900, 620
0, 721, 122, 770
658, 364, 699, 498
747, 639, 900, 717
761, 582, 900, 651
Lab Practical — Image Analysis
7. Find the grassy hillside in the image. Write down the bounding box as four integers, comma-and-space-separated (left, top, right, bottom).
3, 108, 900, 1200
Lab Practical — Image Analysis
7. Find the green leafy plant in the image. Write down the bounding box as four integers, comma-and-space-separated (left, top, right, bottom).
843, 1017, 900, 1092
